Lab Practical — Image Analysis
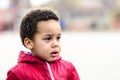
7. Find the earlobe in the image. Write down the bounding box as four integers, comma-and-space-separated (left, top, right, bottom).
24, 38, 33, 49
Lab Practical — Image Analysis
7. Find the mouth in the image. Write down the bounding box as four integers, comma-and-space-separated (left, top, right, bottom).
50, 51, 59, 57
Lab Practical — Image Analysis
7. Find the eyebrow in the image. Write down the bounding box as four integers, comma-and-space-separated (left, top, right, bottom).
43, 33, 61, 36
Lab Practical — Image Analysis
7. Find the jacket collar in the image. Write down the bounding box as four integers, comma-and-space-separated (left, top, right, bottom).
18, 51, 61, 64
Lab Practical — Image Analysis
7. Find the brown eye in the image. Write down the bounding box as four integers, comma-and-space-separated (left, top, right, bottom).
44, 37, 52, 41
57, 36, 61, 40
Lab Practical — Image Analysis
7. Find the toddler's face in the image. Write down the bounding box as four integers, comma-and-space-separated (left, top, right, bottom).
31, 20, 61, 62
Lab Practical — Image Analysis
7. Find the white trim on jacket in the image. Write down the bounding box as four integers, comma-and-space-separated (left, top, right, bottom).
46, 62, 55, 80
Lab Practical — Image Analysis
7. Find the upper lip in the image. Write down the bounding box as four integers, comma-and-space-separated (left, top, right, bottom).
51, 51, 59, 54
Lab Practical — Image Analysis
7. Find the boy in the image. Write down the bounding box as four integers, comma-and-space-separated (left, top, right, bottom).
6, 7, 80, 80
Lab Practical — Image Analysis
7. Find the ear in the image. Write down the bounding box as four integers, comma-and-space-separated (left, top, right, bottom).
24, 38, 33, 49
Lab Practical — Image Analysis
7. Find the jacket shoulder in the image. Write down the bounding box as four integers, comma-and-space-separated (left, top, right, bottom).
58, 59, 80, 80
8, 63, 25, 73
6, 63, 27, 79
6, 70, 19, 80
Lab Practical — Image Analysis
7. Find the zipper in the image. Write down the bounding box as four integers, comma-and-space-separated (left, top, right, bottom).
46, 62, 55, 80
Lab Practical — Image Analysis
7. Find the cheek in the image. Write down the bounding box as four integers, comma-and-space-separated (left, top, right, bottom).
59, 43, 61, 51
39, 43, 51, 51
34, 45, 49, 55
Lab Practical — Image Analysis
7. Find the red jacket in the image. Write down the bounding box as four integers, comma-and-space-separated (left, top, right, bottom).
6, 51, 80, 80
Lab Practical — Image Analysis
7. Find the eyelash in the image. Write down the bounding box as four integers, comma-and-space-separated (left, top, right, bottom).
44, 36, 61, 41
57, 36, 61, 40
44, 37, 52, 40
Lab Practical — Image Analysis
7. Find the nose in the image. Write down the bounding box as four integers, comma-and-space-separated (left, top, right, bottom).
51, 40, 60, 48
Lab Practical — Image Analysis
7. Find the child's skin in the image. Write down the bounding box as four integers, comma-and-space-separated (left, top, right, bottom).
24, 20, 62, 62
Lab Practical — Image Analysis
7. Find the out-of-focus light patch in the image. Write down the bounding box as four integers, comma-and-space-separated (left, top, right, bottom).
30, 0, 51, 7
80, 0, 102, 8
0, 0, 10, 9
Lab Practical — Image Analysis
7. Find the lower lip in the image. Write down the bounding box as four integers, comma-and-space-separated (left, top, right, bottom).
50, 53, 59, 57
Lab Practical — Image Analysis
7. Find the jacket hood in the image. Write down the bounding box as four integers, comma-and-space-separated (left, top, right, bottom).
18, 51, 61, 64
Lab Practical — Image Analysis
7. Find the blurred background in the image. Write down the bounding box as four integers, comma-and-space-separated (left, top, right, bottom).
0, 0, 120, 80
1, 0, 120, 32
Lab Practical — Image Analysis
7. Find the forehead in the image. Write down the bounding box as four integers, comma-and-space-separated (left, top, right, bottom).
36, 20, 61, 34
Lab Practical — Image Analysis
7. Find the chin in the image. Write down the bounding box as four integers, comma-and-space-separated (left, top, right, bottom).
47, 58, 57, 62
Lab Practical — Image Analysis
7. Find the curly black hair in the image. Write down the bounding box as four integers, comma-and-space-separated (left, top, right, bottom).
20, 8, 59, 45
